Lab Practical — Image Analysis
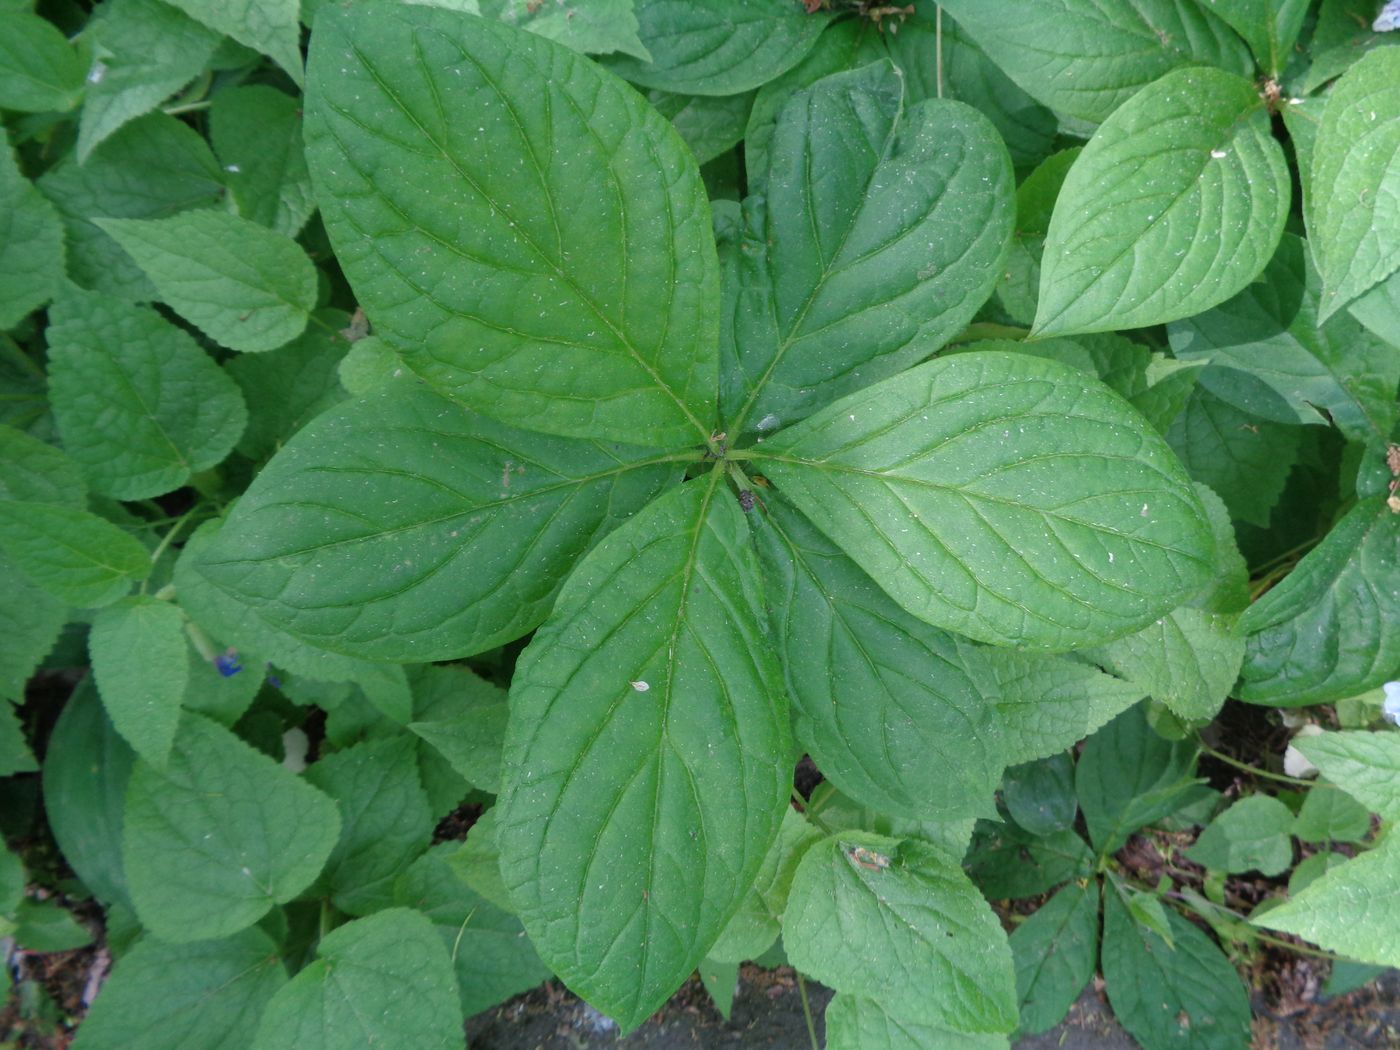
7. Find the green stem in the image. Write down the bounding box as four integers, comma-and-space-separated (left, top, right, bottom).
141, 507, 197, 594
162, 100, 211, 116
1163, 891, 1354, 963
796, 971, 820, 1050
1197, 741, 1330, 788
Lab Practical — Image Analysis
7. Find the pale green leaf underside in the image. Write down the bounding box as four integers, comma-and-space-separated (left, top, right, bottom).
0, 500, 149, 608
90, 595, 190, 767
755, 351, 1213, 651
304, 4, 719, 447
934, 0, 1253, 124
785, 834, 1017, 1033
197, 381, 677, 662
496, 476, 791, 1030
1034, 66, 1289, 337
0, 126, 64, 329
122, 713, 341, 943
1293, 731, 1400, 823
1310, 48, 1400, 321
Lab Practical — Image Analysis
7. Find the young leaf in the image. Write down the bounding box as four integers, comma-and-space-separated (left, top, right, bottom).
47, 285, 247, 499
1206, 0, 1310, 75
753, 351, 1214, 651
707, 807, 821, 964
209, 85, 316, 237
0, 500, 149, 608
724, 63, 1015, 434
600, 0, 830, 95
71, 928, 288, 1050
1185, 794, 1295, 875
123, 713, 341, 942
1034, 66, 1288, 337
1011, 880, 1100, 1035
1102, 887, 1252, 1050
784, 833, 1017, 1033
1002, 753, 1077, 837
90, 596, 190, 767
1292, 780, 1373, 845
1237, 497, 1400, 706
496, 476, 791, 1029
934, 0, 1253, 124
304, 4, 719, 447
249, 909, 464, 1050
0, 127, 64, 329
99, 212, 317, 353
0, 12, 85, 113
196, 381, 677, 662
1291, 731, 1400, 822
752, 497, 1003, 821
824, 994, 1011, 1050
1309, 48, 1400, 320
158, 0, 303, 86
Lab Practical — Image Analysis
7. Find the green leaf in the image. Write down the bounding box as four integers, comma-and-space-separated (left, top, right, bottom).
984, 650, 1144, 766
0, 425, 86, 507
1309, 48, 1400, 321
1169, 235, 1400, 445
965, 823, 1094, 900
0, 12, 85, 112
496, 476, 791, 1029
449, 806, 512, 912
71, 928, 287, 1050
12, 899, 93, 952
1033, 67, 1289, 337
0, 501, 149, 608
723, 64, 1014, 434
1076, 704, 1199, 853
1102, 887, 1252, 1050
37, 113, 225, 301
0, 844, 20, 915
1011, 880, 1100, 1036
698, 956, 737, 1021
1185, 794, 1295, 875
1292, 781, 1373, 845
1291, 731, 1400, 822
1206, 0, 1310, 75
393, 844, 551, 1017
648, 88, 753, 166
196, 381, 676, 662
754, 351, 1213, 651
752, 497, 1002, 821
0, 702, 37, 776
0, 127, 64, 329
405, 665, 478, 817
78, 0, 223, 161
824, 994, 1011, 1050
708, 806, 821, 964
1256, 834, 1400, 967
600, 0, 830, 95
123, 713, 341, 942
407, 669, 508, 792
305, 737, 434, 916
0, 552, 67, 702
784, 833, 1017, 1033
249, 908, 464, 1050
1002, 753, 1077, 837
47, 285, 247, 499
993, 149, 1081, 324
934, 0, 1253, 124
42, 680, 136, 907
90, 596, 190, 767
209, 85, 316, 237
1237, 498, 1400, 706
158, 0, 303, 86
304, 4, 719, 447
99, 212, 316, 353
1349, 268, 1400, 348
481, 0, 650, 61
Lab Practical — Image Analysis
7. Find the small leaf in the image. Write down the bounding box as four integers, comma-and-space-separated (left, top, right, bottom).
1185, 795, 1295, 875
1002, 753, 1077, 837
99, 212, 317, 353
648, 88, 753, 166
965, 824, 1094, 900
1291, 731, 1400, 822
11, 899, 93, 952
0, 126, 64, 329
1033, 67, 1289, 337
785, 833, 1017, 1033
123, 713, 341, 942
90, 596, 190, 767
250, 909, 464, 1050
1309, 48, 1400, 320
158, 0, 303, 86
1205, 0, 1310, 75
209, 84, 316, 237
0, 12, 85, 112
1012, 880, 1100, 1035
708, 807, 821, 965
698, 956, 738, 1021
755, 351, 1213, 651
1292, 782, 1373, 845
71, 928, 287, 1050
0, 500, 149, 608
496, 476, 791, 1029
407, 668, 508, 792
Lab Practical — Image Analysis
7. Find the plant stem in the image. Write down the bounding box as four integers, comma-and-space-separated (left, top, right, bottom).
935, 6, 944, 100
141, 507, 197, 594
796, 971, 820, 1050
1196, 741, 1329, 788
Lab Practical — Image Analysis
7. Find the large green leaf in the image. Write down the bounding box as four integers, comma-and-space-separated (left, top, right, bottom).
1033, 67, 1289, 337
933, 0, 1253, 124
249, 909, 463, 1050
784, 832, 1017, 1033
1011, 880, 1099, 1036
600, 0, 830, 95
753, 497, 1002, 820
123, 713, 341, 942
196, 381, 677, 662
0, 126, 64, 329
824, 995, 1010, 1050
209, 85, 316, 237
89, 596, 190, 767
72, 928, 287, 1050
0, 500, 149, 608
304, 4, 719, 447
722, 63, 1014, 435
159, 0, 303, 86
1309, 48, 1400, 321
496, 475, 791, 1029
753, 351, 1213, 651
47, 285, 247, 500
1238, 497, 1400, 705
1291, 731, 1400, 822
0, 12, 85, 113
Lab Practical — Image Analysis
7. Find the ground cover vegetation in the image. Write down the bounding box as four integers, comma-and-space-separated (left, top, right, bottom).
1, 1, 1399, 1047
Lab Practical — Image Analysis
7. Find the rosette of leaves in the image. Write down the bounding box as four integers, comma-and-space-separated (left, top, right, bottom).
188, 3, 1216, 1031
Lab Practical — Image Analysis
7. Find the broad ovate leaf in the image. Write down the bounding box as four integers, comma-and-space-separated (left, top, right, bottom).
0, 501, 149, 608
304, 3, 719, 446
824, 995, 1010, 1050
1011, 880, 1100, 1035
196, 381, 677, 662
159, 0, 303, 86
1033, 67, 1289, 337
90, 595, 190, 767
754, 351, 1213, 651
496, 475, 791, 1029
